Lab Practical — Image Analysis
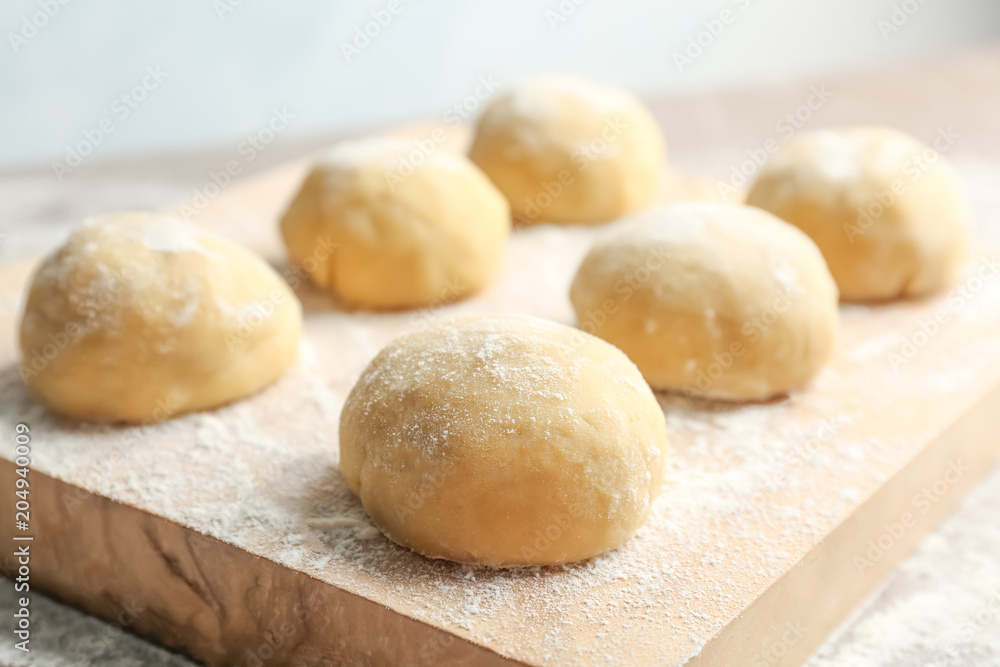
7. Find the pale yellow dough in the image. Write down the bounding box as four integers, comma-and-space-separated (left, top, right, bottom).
339, 314, 668, 567
570, 203, 839, 401
19, 212, 301, 423
746, 127, 972, 301
280, 137, 510, 310
468, 75, 665, 225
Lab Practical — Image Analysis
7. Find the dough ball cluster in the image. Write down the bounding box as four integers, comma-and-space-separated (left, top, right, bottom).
19, 213, 301, 423
17, 66, 973, 571
280, 137, 510, 310
338, 314, 668, 567
570, 203, 839, 401
746, 127, 972, 301
469, 75, 666, 225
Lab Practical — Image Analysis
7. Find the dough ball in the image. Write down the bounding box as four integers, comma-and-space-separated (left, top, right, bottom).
19, 212, 301, 423
280, 137, 510, 310
570, 203, 838, 401
746, 127, 972, 301
339, 314, 668, 567
468, 75, 665, 225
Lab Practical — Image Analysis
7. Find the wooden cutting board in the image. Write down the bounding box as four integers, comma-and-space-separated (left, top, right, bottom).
2, 121, 1000, 667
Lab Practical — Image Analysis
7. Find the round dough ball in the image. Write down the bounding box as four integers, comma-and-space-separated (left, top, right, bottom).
468, 75, 665, 225
339, 314, 668, 567
746, 127, 972, 301
570, 203, 839, 401
19, 212, 301, 423
280, 137, 510, 310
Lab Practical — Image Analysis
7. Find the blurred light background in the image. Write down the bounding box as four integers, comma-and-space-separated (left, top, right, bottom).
2, 0, 1000, 168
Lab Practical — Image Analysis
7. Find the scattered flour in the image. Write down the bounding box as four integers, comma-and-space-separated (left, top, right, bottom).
2, 163, 1000, 666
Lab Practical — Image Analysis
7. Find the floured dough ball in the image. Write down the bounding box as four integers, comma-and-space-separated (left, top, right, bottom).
280, 137, 510, 310
746, 127, 972, 301
339, 314, 668, 567
468, 75, 665, 225
570, 203, 839, 401
19, 212, 301, 423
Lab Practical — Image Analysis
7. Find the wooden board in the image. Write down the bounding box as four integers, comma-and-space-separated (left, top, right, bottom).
2, 121, 1000, 667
